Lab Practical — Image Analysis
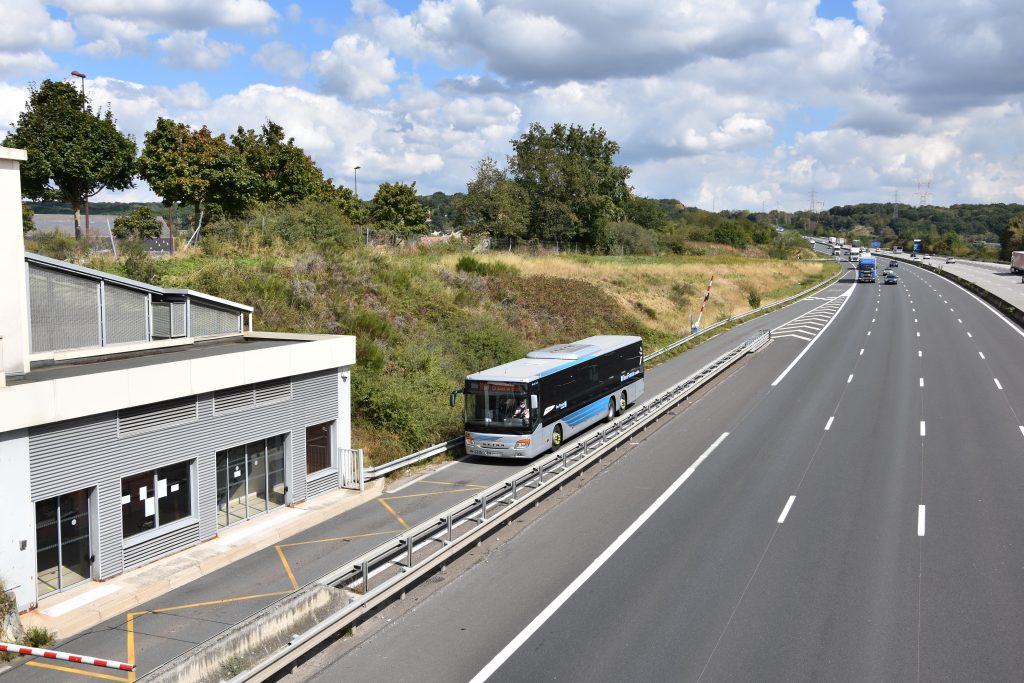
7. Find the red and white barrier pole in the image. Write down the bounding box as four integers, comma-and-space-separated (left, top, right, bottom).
0, 642, 134, 672
692, 274, 714, 332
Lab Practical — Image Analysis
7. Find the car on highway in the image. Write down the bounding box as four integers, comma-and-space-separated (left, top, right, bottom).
889, 260, 898, 267
923, 254, 930, 260
946, 257, 956, 263
883, 270, 898, 284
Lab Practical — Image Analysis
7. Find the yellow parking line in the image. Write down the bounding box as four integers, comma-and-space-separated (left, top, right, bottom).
415, 480, 487, 488
275, 545, 300, 590
25, 661, 129, 681
383, 487, 487, 501
377, 498, 409, 528
143, 591, 292, 615
277, 530, 395, 549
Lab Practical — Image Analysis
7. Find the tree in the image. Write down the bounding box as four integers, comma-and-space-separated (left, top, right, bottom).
456, 157, 529, 239
1001, 212, 1024, 260
231, 120, 330, 204
138, 117, 253, 229
3, 79, 136, 239
507, 122, 632, 246
370, 181, 429, 238
113, 206, 163, 241
22, 203, 34, 233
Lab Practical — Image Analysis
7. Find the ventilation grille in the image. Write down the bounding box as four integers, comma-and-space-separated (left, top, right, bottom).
214, 379, 292, 414
306, 471, 339, 499
191, 303, 240, 337
122, 522, 200, 570
104, 284, 148, 345
152, 302, 187, 339
118, 397, 198, 436
28, 264, 101, 353
213, 385, 254, 413
255, 378, 292, 404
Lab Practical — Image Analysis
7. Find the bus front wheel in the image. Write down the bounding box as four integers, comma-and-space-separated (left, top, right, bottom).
606, 398, 616, 422
552, 425, 563, 450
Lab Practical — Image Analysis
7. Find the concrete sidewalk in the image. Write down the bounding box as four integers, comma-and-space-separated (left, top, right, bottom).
20, 480, 385, 639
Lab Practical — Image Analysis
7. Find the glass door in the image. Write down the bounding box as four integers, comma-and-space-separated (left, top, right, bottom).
246, 440, 268, 516
267, 435, 286, 509
35, 490, 92, 598
227, 445, 248, 526
218, 437, 285, 528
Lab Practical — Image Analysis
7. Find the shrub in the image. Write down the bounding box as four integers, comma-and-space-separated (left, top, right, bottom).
455, 255, 517, 277
22, 626, 55, 648
747, 291, 761, 309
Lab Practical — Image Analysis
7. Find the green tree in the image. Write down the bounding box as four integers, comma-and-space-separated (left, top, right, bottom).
507, 122, 632, 246
113, 206, 163, 241
370, 181, 429, 238
231, 120, 330, 204
3, 80, 136, 239
456, 157, 530, 239
22, 203, 34, 233
1001, 212, 1024, 260
138, 117, 253, 229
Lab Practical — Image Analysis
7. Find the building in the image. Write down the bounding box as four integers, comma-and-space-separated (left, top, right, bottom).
0, 147, 356, 613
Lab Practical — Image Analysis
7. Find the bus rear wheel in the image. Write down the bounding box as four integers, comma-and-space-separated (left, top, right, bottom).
619, 392, 628, 414
552, 425, 563, 450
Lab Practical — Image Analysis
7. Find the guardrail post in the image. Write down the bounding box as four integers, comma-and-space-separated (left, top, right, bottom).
479, 494, 487, 522
560, 449, 567, 471
511, 478, 518, 502
406, 536, 413, 569
361, 560, 369, 594
358, 448, 364, 493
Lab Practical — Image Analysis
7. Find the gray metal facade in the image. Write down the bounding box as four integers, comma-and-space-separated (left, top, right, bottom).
27, 369, 339, 580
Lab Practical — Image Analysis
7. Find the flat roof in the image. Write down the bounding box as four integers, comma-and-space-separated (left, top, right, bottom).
10, 336, 299, 385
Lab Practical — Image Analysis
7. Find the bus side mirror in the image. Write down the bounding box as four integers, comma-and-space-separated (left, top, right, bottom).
450, 389, 463, 408
530, 395, 538, 409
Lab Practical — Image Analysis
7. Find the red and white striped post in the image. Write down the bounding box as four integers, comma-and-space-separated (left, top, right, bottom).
692, 274, 714, 332
0, 642, 134, 672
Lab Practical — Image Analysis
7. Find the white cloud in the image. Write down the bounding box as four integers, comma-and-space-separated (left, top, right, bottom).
252, 41, 306, 81
311, 35, 397, 100
0, 0, 75, 52
0, 51, 58, 80
286, 3, 302, 22
158, 31, 245, 70
76, 16, 152, 58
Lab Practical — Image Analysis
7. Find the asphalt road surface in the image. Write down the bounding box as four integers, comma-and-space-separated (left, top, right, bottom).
298, 263, 1024, 682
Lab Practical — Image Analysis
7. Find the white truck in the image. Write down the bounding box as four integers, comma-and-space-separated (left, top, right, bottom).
1011, 251, 1024, 274
849, 246, 861, 263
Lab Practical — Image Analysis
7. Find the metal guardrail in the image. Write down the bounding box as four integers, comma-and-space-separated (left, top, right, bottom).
188, 329, 770, 683
361, 268, 842, 480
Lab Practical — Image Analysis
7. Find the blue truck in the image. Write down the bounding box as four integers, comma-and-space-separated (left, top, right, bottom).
857, 255, 877, 283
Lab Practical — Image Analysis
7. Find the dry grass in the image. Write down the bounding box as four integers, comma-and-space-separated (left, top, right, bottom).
437, 252, 835, 337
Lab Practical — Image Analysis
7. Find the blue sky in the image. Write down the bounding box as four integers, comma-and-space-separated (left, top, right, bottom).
2, 1, 1023, 210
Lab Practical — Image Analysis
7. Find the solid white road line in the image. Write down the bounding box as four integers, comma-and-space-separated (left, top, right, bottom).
825, 416, 835, 431
918, 505, 926, 536
468, 432, 730, 683
847, 374, 854, 384
979, 351, 986, 359
995, 378, 1003, 390
920, 421, 926, 437
777, 496, 796, 524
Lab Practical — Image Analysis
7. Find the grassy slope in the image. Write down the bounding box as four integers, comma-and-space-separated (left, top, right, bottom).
88, 246, 836, 466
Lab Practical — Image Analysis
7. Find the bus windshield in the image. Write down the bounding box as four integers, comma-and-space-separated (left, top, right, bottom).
465, 381, 531, 432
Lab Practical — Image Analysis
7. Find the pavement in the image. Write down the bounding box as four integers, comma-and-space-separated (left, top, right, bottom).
18, 480, 386, 639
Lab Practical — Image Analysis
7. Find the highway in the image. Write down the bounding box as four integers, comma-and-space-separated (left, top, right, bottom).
293, 263, 1024, 681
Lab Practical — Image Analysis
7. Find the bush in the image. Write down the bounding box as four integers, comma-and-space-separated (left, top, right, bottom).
747, 291, 761, 309
120, 241, 160, 284
455, 255, 517, 277
26, 231, 86, 261
605, 221, 660, 255
22, 626, 55, 648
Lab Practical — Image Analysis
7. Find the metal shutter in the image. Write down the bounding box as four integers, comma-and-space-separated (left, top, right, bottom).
28, 264, 101, 353
190, 303, 240, 337
118, 397, 198, 436
103, 284, 148, 345
255, 378, 292, 404
213, 385, 254, 413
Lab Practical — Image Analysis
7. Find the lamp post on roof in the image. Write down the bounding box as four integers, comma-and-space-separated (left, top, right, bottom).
71, 70, 90, 239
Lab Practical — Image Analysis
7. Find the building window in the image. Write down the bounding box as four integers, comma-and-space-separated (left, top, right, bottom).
306, 422, 333, 475
121, 462, 193, 539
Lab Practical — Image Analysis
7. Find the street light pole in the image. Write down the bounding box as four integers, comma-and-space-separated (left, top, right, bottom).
71, 70, 90, 240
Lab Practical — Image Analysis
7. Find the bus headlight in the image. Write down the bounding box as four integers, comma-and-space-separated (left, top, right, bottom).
514, 439, 530, 450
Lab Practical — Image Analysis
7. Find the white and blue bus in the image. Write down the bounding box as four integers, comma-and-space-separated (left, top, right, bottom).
450, 335, 644, 458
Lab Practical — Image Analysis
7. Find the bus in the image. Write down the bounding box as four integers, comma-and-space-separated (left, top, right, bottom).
450, 336, 644, 458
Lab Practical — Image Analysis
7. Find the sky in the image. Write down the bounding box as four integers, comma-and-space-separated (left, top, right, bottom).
1, 0, 1023, 212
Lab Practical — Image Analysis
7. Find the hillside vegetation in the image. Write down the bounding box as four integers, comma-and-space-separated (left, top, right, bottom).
80, 240, 836, 465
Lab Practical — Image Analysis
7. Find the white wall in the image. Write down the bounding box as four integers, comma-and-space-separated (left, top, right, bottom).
0, 430, 35, 611
337, 367, 352, 450
0, 148, 29, 377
